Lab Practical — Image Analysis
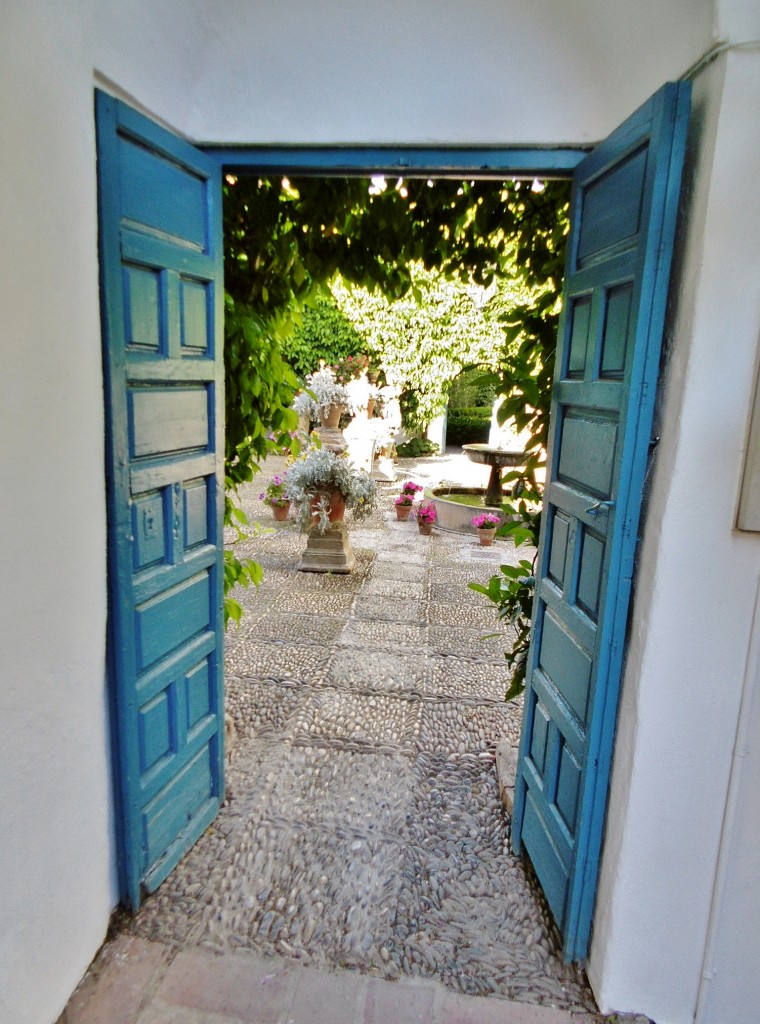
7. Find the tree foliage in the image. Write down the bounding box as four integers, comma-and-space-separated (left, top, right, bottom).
224, 175, 569, 457
222, 173, 571, 664
280, 293, 365, 377
332, 264, 536, 429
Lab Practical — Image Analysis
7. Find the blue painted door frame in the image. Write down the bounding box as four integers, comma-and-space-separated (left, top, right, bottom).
511, 82, 691, 961
96, 91, 226, 909
96, 89, 687, 943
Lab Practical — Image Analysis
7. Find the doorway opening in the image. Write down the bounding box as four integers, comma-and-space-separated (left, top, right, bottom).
99, 81, 689, 1015
119, 162, 596, 1010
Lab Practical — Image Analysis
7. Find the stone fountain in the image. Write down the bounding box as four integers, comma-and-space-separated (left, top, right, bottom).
462, 443, 526, 506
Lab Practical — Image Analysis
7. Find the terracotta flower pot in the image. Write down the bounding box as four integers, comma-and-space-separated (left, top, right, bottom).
310, 489, 346, 525
366, 398, 376, 418
418, 521, 434, 536
477, 527, 496, 546
395, 503, 412, 521
319, 404, 343, 429
272, 501, 291, 522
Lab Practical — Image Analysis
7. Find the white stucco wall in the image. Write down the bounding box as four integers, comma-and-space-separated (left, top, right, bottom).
588, 48, 760, 1024
5, 1, 757, 1022
187, 0, 712, 145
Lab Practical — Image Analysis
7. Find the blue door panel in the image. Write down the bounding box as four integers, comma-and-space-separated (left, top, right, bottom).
129, 387, 210, 458
117, 134, 209, 249
123, 265, 162, 350
512, 82, 690, 960
557, 411, 618, 498
96, 90, 225, 909
576, 145, 648, 265
143, 745, 214, 868
180, 279, 212, 353
134, 572, 212, 672
522, 791, 569, 924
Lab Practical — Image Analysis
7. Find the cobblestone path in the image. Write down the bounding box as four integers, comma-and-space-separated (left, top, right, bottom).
126, 457, 602, 1017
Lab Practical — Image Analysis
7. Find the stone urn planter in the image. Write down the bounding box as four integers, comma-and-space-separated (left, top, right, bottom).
272, 501, 291, 522
477, 527, 497, 546
320, 404, 343, 429
310, 489, 346, 526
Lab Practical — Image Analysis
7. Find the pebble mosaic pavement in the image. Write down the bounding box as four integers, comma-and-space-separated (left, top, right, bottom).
120, 455, 648, 1023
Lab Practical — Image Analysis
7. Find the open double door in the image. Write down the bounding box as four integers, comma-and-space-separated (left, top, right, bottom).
96, 83, 689, 958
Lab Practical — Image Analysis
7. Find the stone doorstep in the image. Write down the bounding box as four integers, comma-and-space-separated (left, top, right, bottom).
496, 737, 519, 815
62, 938, 583, 1024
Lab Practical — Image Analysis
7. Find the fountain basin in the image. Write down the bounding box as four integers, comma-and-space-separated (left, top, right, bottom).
430, 487, 502, 534
462, 443, 526, 468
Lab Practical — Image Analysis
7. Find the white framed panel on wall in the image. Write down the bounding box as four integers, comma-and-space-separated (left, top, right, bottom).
737, 352, 760, 531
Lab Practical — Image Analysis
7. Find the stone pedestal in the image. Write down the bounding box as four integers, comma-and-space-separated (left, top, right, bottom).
312, 426, 347, 453
299, 522, 355, 574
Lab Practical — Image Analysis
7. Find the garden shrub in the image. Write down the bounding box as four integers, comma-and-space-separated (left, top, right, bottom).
447, 407, 491, 446
396, 438, 440, 458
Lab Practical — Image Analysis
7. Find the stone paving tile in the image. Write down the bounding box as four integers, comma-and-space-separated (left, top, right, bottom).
429, 624, 512, 661
375, 543, 428, 566
271, 588, 356, 616
353, 593, 428, 625
251, 611, 348, 646
285, 567, 367, 592
439, 991, 574, 1023
225, 676, 306, 740
362, 576, 428, 601
325, 648, 427, 694
340, 618, 428, 654
364, 975, 437, 1024
291, 688, 422, 751
252, 745, 412, 837
371, 559, 428, 583
61, 935, 169, 1024
416, 699, 521, 756
225, 641, 332, 682
425, 655, 513, 703
430, 564, 503, 587
430, 580, 491, 606
184, 824, 406, 969
151, 948, 294, 1023
428, 600, 501, 630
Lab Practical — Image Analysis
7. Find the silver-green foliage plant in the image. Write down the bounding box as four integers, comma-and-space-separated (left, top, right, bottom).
294, 366, 350, 420
284, 447, 377, 532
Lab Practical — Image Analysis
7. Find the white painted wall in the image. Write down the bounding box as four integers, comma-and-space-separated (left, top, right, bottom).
4, 1, 757, 1022
588, 49, 760, 1024
696, 581, 760, 1024
188, 0, 713, 145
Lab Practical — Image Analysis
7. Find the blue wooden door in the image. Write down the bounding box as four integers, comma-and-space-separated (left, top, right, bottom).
96, 92, 225, 909
511, 82, 691, 960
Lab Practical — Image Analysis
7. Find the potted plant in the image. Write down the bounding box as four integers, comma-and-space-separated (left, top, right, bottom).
306, 366, 351, 427
393, 480, 423, 521
284, 446, 377, 532
414, 501, 437, 536
259, 474, 291, 521
472, 511, 501, 545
